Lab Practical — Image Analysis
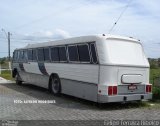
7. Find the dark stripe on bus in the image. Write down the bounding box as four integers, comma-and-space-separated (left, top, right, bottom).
19, 63, 25, 71
38, 63, 48, 76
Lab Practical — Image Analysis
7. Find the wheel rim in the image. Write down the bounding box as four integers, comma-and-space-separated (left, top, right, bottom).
51, 77, 59, 93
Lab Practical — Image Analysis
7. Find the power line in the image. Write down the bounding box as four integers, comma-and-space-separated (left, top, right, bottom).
0, 37, 6, 39
0, 52, 8, 53
0, 52, 13, 53
0, 37, 46, 43
1, 32, 55, 42
108, 0, 133, 33
11, 1, 94, 31
11, 5, 77, 30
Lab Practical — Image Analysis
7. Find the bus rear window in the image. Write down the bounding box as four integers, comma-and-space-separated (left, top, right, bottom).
106, 40, 147, 65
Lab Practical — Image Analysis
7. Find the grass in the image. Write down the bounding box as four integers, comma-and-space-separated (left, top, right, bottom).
150, 68, 160, 85
0, 70, 14, 80
1, 61, 9, 69
150, 68, 160, 100
147, 100, 160, 109
0, 61, 11, 80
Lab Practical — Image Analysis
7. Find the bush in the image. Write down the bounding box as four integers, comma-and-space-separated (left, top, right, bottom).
152, 86, 160, 99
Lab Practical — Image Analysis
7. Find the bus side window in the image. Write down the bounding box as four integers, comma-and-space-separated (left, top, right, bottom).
68, 45, 79, 62
13, 51, 15, 61
15, 51, 18, 61
32, 49, 37, 61
44, 48, 50, 61
37, 48, 44, 61
13, 51, 17, 61
90, 43, 98, 64
28, 49, 33, 61
78, 44, 90, 63
59, 46, 67, 62
23, 50, 28, 62
17, 50, 20, 62
51, 47, 59, 62
19, 50, 24, 62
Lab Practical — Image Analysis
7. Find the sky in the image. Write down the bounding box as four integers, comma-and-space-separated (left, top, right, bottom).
0, 0, 160, 58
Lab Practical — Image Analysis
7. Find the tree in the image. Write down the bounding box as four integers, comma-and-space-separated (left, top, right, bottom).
148, 58, 158, 69
158, 58, 160, 67
0, 58, 5, 65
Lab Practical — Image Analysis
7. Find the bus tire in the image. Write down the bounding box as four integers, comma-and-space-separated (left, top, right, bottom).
15, 72, 22, 85
49, 74, 61, 96
12, 68, 17, 78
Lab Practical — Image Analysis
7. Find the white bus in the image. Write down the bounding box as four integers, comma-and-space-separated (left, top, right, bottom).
12, 34, 152, 103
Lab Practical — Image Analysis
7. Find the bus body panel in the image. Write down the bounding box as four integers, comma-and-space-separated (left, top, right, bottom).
98, 94, 152, 103
16, 62, 99, 102
24, 62, 42, 75
19, 71, 49, 88
61, 79, 98, 102
99, 65, 149, 87
45, 63, 99, 84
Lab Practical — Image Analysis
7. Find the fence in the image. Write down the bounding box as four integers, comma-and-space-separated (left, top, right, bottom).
0, 62, 12, 75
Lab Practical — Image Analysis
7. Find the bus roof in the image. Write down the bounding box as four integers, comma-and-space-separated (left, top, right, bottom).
15, 34, 140, 50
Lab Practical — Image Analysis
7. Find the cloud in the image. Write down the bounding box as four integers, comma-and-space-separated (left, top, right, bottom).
0, 0, 160, 58
54, 29, 71, 39
20, 29, 71, 41
0, 29, 71, 57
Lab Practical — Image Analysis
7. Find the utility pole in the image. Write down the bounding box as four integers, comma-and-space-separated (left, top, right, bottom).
1, 29, 11, 61
2, 29, 11, 72
8, 32, 11, 61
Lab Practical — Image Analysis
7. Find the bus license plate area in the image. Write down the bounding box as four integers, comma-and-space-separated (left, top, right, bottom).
128, 85, 137, 90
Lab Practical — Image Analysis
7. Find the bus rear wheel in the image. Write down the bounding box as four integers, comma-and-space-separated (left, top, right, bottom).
50, 75, 61, 96
15, 72, 22, 85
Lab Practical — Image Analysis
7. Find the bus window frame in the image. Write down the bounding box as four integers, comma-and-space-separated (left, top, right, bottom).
58, 45, 67, 63
27, 49, 33, 62
77, 43, 91, 64
44, 47, 51, 62
12, 41, 99, 65
32, 48, 37, 62
90, 42, 98, 64
50, 46, 60, 63
37, 48, 45, 62
67, 44, 79, 63
23, 49, 28, 63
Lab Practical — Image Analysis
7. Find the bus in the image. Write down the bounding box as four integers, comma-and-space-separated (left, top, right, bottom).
12, 34, 152, 103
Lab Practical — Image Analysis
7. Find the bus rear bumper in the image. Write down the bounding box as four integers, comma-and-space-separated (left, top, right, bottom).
98, 93, 152, 103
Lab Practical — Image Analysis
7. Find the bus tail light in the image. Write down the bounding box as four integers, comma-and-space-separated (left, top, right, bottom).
146, 85, 152, 93
113, 86, 117, 95
108, 86, 112, 95
108, 86, 117, 95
